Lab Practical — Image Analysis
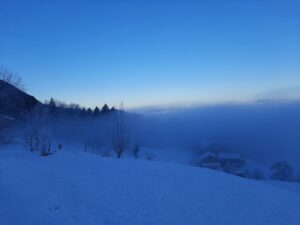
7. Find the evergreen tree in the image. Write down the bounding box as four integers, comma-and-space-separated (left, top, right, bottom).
86, 108, 92, 116
101, 104, 110, 114
93, 106, 100, 117
49, 98, 56, 116
80, 107, 86, 117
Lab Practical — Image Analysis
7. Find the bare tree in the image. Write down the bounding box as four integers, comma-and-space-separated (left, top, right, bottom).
0, 65, 25, 91
24, 105, 44, 151
24, 105, 51, 154
108, 103, 130, 158
0, 66, 26, 114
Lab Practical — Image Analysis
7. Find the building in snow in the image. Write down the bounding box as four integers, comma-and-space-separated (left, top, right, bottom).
198, 152, 246, 176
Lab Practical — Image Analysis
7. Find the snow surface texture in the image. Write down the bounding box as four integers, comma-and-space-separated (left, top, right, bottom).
0, 148, 300, 225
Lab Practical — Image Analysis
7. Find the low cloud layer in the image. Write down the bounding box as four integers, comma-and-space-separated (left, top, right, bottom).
133, 101, 300, 169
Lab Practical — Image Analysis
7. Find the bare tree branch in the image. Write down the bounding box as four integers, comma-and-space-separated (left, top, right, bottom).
0, 65, 26, 92
108, 103, 130, 158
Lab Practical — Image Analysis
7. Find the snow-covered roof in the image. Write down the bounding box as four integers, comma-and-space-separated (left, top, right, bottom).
201, 162, 221, 166
217, 152, 241, 160
199, 152, 244, 162
199, 151, 217, 160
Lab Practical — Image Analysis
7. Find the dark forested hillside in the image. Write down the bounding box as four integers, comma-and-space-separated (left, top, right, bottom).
0, 80, 40, 118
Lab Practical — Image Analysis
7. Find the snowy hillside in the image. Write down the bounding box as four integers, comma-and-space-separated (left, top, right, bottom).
0, 148, 300, 225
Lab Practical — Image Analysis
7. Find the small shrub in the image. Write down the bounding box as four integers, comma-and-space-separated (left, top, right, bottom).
39, 134, 52, 156
133, 145, 140, 159
145, 152, 155, 161
270, 161, 294, 182
40, 151, 51, 157
102, 150, 112, 157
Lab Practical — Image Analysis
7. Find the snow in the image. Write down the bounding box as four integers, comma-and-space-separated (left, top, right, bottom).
137, 147, 197, 164
0, 147, 300, 225
198, 151, 216, 160
264, 180, 300, 195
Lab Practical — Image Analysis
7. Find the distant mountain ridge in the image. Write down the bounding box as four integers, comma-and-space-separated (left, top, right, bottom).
0, 80, 40, 119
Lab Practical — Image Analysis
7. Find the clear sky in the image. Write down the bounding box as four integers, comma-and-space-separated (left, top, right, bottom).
0, 0, 299, 108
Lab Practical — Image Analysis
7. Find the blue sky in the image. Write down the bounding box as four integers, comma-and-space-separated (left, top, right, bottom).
0, 0, 299, 108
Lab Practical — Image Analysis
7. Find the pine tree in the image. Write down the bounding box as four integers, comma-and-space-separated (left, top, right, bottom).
80, 107, 86, 117
93, 106, 100, 117
49, 98, 56, 116
101, 104, 110, 114
86, 108, 92, 116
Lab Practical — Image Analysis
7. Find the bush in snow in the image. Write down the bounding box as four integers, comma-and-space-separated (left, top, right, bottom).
101, 149, 112, 157
39, 131, 52, 156
252, 169, 265, 180
133, 145, 140, 159
270, 161, 294, 182
145, 152, 155, 161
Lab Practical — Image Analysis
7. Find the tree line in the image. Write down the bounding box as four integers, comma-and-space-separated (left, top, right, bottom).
46, 97, 116, 119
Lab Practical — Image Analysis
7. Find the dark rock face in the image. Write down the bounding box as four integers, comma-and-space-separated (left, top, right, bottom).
0, 80, 40, 118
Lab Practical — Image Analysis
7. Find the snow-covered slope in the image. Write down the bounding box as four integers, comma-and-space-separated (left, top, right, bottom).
0, 149, 299, 225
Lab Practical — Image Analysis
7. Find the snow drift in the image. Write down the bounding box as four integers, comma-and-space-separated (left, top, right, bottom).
0, 148, 299, 225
